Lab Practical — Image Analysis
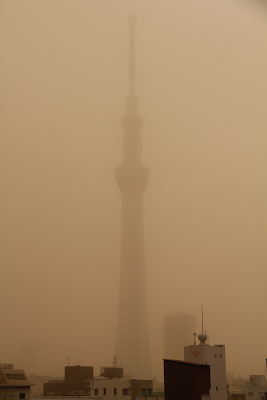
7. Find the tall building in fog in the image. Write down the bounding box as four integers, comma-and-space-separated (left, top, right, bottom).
115, 16, 151, 379
164, 313, 196, 361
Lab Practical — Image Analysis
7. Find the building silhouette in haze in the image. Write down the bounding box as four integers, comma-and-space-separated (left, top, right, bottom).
115, 16, 152, 379
164, 312, 196, 361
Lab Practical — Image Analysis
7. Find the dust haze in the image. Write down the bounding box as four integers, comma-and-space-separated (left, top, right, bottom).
0, 0, 266, 380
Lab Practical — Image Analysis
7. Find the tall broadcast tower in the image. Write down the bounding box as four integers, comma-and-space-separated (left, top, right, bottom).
115, 16, 152, 379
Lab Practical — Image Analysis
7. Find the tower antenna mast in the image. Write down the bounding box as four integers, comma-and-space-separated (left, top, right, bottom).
115, 16, 151, 379
128, 15, 136, 96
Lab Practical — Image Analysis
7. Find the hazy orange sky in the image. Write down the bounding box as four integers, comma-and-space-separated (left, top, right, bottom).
0, 0, 266, 379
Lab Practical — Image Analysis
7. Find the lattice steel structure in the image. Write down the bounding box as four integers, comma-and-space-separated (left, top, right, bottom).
115, 16, 152, 379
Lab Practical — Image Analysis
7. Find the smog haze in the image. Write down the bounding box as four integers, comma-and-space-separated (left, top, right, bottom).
0, 0, 266, 379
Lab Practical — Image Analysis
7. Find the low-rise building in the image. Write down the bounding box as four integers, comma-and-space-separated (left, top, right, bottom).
43, 365, 153, 400
241, 375, 267, 400
43, 366, 92, 396
0, 363, 31, 400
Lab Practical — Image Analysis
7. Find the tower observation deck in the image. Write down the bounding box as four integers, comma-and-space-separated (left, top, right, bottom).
115, 16, 152, 379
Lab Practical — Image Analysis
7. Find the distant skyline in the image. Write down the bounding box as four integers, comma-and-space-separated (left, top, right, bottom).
0, 0, 266, 379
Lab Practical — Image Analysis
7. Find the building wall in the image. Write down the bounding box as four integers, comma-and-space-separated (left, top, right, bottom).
0, 385, 31, 400
91, 379, 131, 400
164, 359, 210, 400
241, 375, 267, 400
92, 378, 153, 400
65, 366, 93, 382
43, 381, 90, 396
184, 344, 227, 400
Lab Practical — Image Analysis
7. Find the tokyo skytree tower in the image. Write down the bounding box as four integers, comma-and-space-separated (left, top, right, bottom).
115, 16, 152, 379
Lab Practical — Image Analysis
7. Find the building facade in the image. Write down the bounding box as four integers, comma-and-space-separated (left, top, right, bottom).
43, 365, 153, 400
43, 366, 92, 396
0, 364, 31, 400
115, 16, 151, 379
184, 339, 227, 400
164, 359, 211, 400
241, 375, 267, 400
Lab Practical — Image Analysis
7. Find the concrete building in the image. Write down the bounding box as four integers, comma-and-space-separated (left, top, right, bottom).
184, 332, 227, 400
27, 373, 61, 397
164, 359, 211, 400
115, 15, 151, 379
43, 366, 92, 396
43, 365, 153, 400
0, 363, 31, 400
164, 312, 196, 361
241, 375, 267, 400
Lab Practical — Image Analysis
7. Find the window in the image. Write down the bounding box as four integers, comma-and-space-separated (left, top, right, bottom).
220, 354, 222, 359
248, 392, 253, 396
19, 394, 25, 399
123, 389, 131, 395
114, 388, 117, 395
215, 354, 217, 358
216, 387, 218, 391
47, 391, 55, 396
94, 389, 99, 396
103, 388, 106, 396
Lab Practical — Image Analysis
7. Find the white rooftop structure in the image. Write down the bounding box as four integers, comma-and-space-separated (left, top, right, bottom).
184, 332, 227, 400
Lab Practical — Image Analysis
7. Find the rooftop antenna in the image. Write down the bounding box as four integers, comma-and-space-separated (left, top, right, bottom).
198, 304, 207, 345
67, 356, 71, 366
128, 15, 136, 97
79, 348, 81, 365
202, 303, 204, 333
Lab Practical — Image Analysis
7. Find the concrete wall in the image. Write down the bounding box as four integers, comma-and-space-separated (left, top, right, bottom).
241, 375, 267, 400
184, 344, 227, 400
91, 379, 130, 399
0, 385, 31, 400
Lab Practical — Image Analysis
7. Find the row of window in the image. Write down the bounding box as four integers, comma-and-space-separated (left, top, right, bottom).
94, 388, 131, 396
214, 354, 223, 359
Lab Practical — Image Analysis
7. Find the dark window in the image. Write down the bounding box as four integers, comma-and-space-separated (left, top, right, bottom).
94, 389, 99, 396
114, 388, 117, 395
216, 387, 218, 391
19, 394, 25, 399
220, 354, 222, 358
103, 388, 106, 395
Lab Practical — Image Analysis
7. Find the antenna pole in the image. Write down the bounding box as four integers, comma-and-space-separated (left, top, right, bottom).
128, 15, 136, 96
201, 304, 203, 332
